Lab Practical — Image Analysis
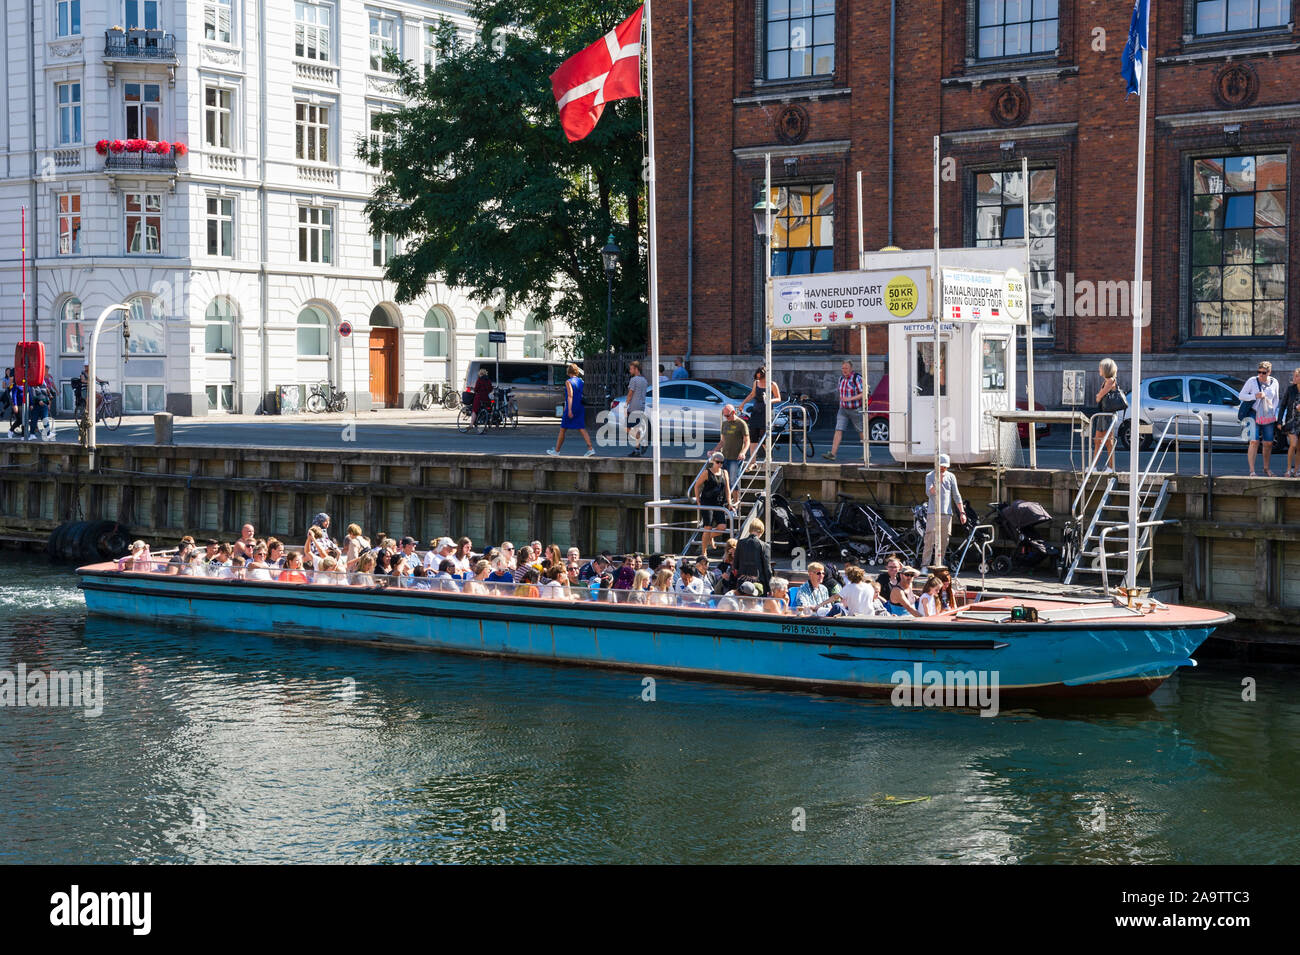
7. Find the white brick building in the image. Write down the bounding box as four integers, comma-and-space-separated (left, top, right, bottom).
0, 0, 564, 415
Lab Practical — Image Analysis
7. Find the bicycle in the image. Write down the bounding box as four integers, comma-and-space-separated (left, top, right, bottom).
306, 380, 348, 413
440, 384, 460, 410
473, 387, 519, 433
76, 381, 120, 442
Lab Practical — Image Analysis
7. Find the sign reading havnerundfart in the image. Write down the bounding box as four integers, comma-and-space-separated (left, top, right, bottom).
771, 267, 928, 329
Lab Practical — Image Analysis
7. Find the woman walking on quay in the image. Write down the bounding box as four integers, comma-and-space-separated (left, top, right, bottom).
1092, 358, 1122, 473
548, 363, 596, 458
1280, 367, 1300, 478
742, 367, 780, 467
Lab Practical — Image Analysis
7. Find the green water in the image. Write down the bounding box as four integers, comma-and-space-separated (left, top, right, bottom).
0, 553, 1296, 864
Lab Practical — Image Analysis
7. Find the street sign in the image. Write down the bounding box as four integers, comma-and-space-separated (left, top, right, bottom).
488, 330, 506, 343
770, 267, 929, 329
338, 320, 352, 338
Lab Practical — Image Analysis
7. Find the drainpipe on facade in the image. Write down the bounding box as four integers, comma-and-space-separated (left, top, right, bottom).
887, 0, 896, 246
684, 0, 695, 368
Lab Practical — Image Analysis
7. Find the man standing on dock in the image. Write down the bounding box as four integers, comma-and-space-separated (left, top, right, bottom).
923, 454, 966, 569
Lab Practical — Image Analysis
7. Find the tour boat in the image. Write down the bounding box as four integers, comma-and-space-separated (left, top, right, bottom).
77, 562, 1232, 700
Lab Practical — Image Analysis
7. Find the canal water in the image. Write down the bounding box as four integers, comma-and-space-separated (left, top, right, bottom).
1, 553, 1296, 865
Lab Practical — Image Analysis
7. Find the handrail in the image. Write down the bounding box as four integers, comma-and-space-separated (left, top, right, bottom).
1071, 412, 1122, 520
772, 400, 810, 464
1097, 519, 1180, 593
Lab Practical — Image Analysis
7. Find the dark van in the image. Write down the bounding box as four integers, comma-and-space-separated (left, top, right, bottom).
464, 360, 571, 417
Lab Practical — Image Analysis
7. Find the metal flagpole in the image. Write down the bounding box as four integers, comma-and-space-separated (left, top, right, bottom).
1022, 156, 1037, 468
763, 153, 773, 554
929, 135, 943, 569
1126, 3, 1151, 591
857, 171, 868, 468
21, 207, 30, 438
646, 0, 663, 552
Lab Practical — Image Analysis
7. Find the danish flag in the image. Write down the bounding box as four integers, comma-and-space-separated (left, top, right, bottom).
550, 6, 644, 142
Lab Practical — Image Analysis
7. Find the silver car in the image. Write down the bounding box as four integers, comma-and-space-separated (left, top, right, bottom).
1118, 373, 1255, 450
610, 378, 769, 438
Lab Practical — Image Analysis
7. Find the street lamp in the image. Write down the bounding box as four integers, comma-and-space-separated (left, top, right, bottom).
753, 172, 778, 553
601, 234, 620, 356
752, 197, 777, 242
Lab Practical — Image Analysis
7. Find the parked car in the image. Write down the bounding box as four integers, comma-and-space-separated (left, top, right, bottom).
463, 360, 570, 417
610, 378, 776, 438
866, 374, 1050, 446
1116, 373, 1287, 452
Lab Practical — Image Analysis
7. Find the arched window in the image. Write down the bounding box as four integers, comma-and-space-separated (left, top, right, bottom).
523, 312, 545, 358
369, 304, 396, 327
60, 297, 84, 354
126, 294, 165, 355
423, 307, 449, 357
474, 309, 496, 358
297, 306, 329, 356
205, 298, 236, 355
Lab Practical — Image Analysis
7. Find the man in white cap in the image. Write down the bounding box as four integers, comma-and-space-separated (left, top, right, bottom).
923, 453, 966, 569
424, 536, 456, 573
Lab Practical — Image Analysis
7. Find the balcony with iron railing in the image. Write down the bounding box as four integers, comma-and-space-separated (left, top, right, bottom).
104, 151, 178, 172
103, 29, 179, 85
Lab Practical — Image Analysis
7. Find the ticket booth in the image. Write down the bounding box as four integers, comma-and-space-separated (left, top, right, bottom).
888, 316, 1016, 464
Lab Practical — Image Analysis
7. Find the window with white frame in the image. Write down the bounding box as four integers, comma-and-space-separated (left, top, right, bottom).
977, 0, 1059, 60
125, 295, 165, 355
367, 106, 395, 156
205, 297, 236, 354
295, 102, 329, 162
125, 83, 162, 141
372, 233, 396, 266
204, 0, 232, 43
57, 193, 81, 255
474, 310, 496, 357
56, 82, 82, 145
765, 0, 835, 81
60, 298, 84, 354
423, 307, 449, 357
295, 1, 331, 61
56, 0, 80, 37
125, 193, 162, 254
204, 86, 233, 149
206, 196, 234, 257
1194, 0, 1290, 35
124, 0, 160, 31
297, 306, 330, 356
422, 22, 438, 73
124, 383, 166, 414
369, 14, 398, 71
298, 206, 333, 263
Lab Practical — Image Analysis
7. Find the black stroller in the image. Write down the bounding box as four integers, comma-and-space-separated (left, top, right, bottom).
801, 497, 873, 563
910, 501, 992, 575
762, 493, 807, 556
986, 500, 1061, 575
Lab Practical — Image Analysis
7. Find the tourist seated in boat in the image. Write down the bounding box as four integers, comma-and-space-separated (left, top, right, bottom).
266, 538, 285, 568
431, 559, 460, 592
186, 551, 209, 576
565, 546, 582, 579
541, 564, 576, 599
693, 555, 715, 592
304, 525, 329, 569
612, 553, 637, 590
374, 550, 395, 576
246, 544, 274, 581
209, 544, 235, 577
349, 553, 377, 587
648, 567, 675, 605
465, 559, 492, 595
343, 524, 369, 571
312, 556, 344, 585
764, 577, 792, 615
674, 562, 709, 600
577, 553, 612, 582
935, 568, 964, 611
876, 556, 904, 609
838, 565, 882, 616
516, 566, 541, 598
165, 539, 194, 575
887, 567, 922, 617
917, 575, 944, 616
410, 565, 434, 590
794, 563, 846, 617
278, 552, 309, 584
628, 568, 652, 602
121, 539, 151, 572
486, 555, 515, 584
230, 556, 247, 579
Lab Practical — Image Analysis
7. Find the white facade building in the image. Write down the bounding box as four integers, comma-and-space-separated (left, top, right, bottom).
1, 0, 562, 415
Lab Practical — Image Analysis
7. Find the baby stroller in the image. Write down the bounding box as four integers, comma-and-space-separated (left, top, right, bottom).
986, 500, 1061, 575
761, 492, 807, 556
832, 494, 921, 566
911, 501, 991, 575
801, 497, 873, 563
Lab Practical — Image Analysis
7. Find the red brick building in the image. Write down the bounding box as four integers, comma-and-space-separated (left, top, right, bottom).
651, 0, 1299, 401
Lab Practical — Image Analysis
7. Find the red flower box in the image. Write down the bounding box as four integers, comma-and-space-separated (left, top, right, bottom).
153, 141, 171, 155
95, 140, 110, 155
109, 140, 126, 153
173, 142, 188, 157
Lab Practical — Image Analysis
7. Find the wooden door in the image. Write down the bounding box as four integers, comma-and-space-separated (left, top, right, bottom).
368, 328, 398, 407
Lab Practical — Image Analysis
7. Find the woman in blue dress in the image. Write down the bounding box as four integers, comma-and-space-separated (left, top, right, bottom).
548, 362, 596, 457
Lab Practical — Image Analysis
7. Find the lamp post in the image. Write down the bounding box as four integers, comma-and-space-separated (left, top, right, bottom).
601, 234, 621, 403
86, 303, 131, 472
752, 164, 778, 553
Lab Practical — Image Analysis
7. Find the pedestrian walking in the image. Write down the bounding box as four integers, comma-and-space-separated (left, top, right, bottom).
1092, 358, 1123, 473
1280, 367, 1300, 478
693, 451, 737, 558
711, 403, 750, 486
823, 360, 864, 461
670, 357, 688, 380
742, 367, 780, 467
622, 360, 648, 457
732, 518, 772, 595
548, 362, 596, 457
1239, 360, 1280, 477
923, 453, 966, 568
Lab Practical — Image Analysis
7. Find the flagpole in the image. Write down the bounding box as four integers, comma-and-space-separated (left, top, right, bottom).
645, 0, 663, 552
929, 135, 943, 569
1126, 3, 1151, 592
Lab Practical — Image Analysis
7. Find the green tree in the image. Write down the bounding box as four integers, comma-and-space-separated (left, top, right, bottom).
359, 0, 648, 357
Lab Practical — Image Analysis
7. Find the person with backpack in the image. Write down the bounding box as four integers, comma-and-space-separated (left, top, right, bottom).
1239, 360, 1280, 477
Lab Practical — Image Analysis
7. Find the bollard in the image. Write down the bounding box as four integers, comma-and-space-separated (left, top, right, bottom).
154, 411, 174, 445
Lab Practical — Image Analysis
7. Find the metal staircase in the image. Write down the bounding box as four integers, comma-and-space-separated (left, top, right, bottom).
644, 455, 782, 556
1062, 413, 1201, 585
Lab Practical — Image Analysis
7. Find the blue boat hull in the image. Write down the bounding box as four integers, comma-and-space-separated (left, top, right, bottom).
77, 569, 1232, 699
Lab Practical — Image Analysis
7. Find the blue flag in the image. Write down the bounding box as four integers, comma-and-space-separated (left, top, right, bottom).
1121, 0, 1149, 95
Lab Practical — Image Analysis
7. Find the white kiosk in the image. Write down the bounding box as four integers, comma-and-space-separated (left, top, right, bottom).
888, 266, 1019, 464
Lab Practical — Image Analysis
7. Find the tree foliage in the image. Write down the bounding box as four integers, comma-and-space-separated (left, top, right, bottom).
359, 0, 648, 357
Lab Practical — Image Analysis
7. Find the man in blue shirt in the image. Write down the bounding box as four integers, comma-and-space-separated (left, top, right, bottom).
670, 357, 689, 380
793, 563, 844, 616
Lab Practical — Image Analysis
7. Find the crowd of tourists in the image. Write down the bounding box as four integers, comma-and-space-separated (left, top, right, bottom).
117, 512, 965, 619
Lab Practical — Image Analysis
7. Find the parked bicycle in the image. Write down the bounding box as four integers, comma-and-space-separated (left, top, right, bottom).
457, 386, 518, 433
415, 382, 460, 411
77, 380, 121, 443
306, 380, 348, 413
